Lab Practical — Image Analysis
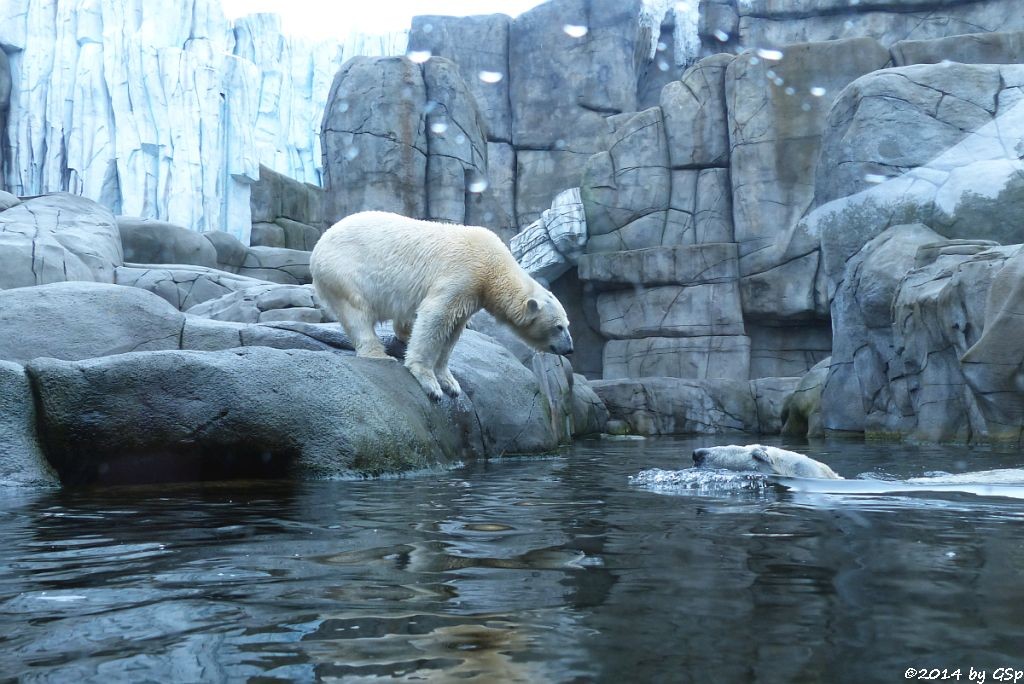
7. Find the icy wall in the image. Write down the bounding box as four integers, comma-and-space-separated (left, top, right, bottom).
0, 0, 406, 242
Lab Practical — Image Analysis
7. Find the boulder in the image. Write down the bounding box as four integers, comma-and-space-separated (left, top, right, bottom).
891, 30, 1024, 66
0, 282, 185, 364
203, 230, 250, 273
582, 107, 671, 239
0, 193, 122, 290
185, 284, 333, 324
249, 163, 324, 226
467, 141, 518, 241
726, 37, 890, 263
962, 247, 1024, 442
238, 246, 312, 285
751, 376, 801, 436
660, 53, 731, 168
117, 217, 219, 268
0, 361, 58, 487
27, 347, 479, 483
116, 264, 268, 311
510, 187, 587, 284
321, 56, 428, 223
747, 322, 831, 379
782, 357, 830, 439
408, 14, 512, 143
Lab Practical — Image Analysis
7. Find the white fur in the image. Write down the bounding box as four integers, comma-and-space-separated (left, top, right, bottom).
692, 444, 843, 480
310, 211, 572, 399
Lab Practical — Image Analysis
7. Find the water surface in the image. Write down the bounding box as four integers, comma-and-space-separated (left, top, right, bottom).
2, 437, 1023, 682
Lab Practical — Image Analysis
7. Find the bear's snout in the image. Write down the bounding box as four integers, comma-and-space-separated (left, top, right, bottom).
551, 329, 574, 356
692, 448, 707, 465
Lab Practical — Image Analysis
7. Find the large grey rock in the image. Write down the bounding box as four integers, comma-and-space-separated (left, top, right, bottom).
891, 30, 1024, 67
408, 14, 512, 143
660, 53, 731, 168
508, 0, 649, 219
821, 223, 944, 434
751, 376, 801, 436
203, 230, 250, 273
249, 164, 324, 226
27, 347, 479, 483
591, 377, 761, 435
596, 282, 745, 339
117, 217, 219, 268
510, 187, 587, 284
0, 193, 122, 290
781, 357, 830, 439
238, 246, 312, 285
962, 247, 1024, 442
185, 284, 332, 325
322, 56, 428, 224
578, 243, 738, 290
116, 264, 267, 311
815, 64, 1014, 206
250, 218, 321, 251
0, 361, 58, 487
810, 64, 1024, 296
726, 37, 890, 263
422, 57, 489, 224
737, 0, 1024, 50
582, 107, 670, 239
603, 336, 751, 381
0, 190, 19, 212
0, 282, 185, 364
695, 168, 734, 244
467, 142, 517, 241
0, 50, 8, 192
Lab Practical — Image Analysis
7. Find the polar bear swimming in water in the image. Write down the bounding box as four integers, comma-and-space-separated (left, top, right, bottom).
692, 444, 843, 480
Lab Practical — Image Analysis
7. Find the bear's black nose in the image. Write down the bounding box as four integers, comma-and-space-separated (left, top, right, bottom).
692, 448, 707, 465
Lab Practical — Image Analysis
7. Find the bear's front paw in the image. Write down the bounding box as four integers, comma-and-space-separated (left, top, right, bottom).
406, 362, 444, 400
437, 369, 462, 398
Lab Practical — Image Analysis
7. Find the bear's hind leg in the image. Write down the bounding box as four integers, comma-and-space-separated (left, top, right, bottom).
334, 299, 391, 359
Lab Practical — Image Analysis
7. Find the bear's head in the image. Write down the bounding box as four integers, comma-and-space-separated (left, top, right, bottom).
692, 444, 842, 479
518, 288, 573, 356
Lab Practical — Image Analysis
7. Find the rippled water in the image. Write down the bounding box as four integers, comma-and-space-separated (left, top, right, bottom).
3, 437, 1024, 682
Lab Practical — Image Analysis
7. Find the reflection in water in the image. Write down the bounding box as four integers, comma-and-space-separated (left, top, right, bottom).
2, 437, 1024, 680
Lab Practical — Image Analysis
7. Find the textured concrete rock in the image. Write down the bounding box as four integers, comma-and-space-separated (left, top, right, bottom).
726, 37, 890, 262
781, 357, 830, 439
203, 230, 250, 273
238, 246, 312, 285
116, 264, 267, 311
747, 322, 831, 379
249, 164, 324, 227
322, 56, 428, 223
660, 53, 731, 168
582, 107, 670, 238
0, 190, 19, 211
695, 168, 734, 244
0, 193, 122, 290
736, 0, 1024, 50
0, 361, 58, 487
408, 14, 512, 143
740, 251, 828, 321
250, 218, 321, 251
810, 64, 1024, 297
467, 141, 518, 241
590, 377, 760, 435
579, 243, 738, 291
821, 224, 944, 434
515, 149, 598, 226
597, 282, 745, 339
117, 217, 219, 268
0, 282, 184, 363
751, 376, 801, 436
962, 247, 1024, 442
571, 373, 610, 437
0, 50, 8, 192
815, 63, 1018, 206
27, 347, 477, 483
603, 336, 751, 380
185, 284, 332, 324
891, 30, 1024, 66
510, 187, 587, 283
422, 57, 489, 224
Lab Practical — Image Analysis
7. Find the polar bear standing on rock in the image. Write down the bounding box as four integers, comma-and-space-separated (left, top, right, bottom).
311, 211, 574, 400
692, 444, 843, 479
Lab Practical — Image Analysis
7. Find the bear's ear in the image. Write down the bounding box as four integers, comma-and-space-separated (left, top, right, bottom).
525, 297, 541, 318
751, 447, 773, 465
